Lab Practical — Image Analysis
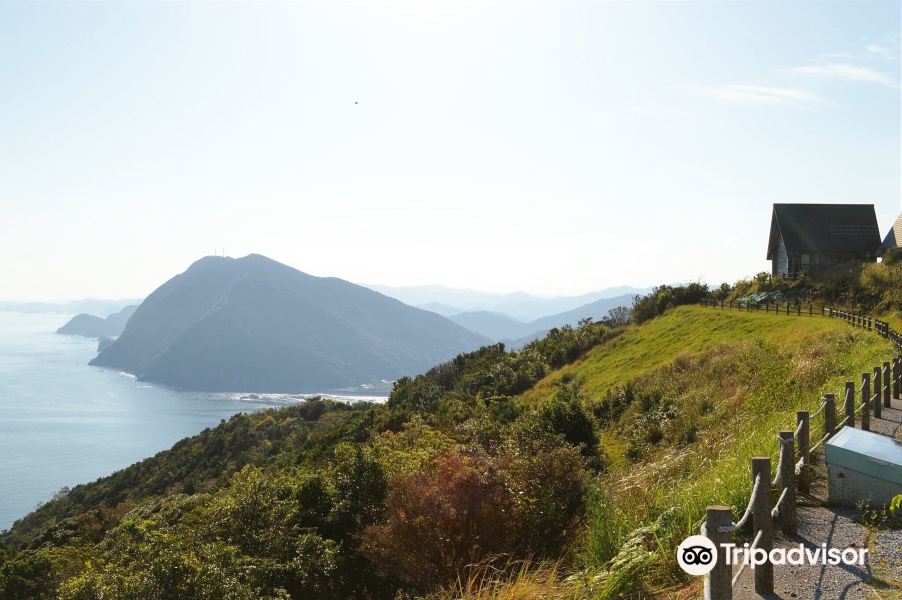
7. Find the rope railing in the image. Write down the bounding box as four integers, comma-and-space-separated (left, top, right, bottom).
717, 474, 762, 533
809, 401, 826, 420
731, 528, 764, 586
809, 431, 830, 454
771, 435, 793, 485
771, 486, 789, 518
834, 415, 850, 432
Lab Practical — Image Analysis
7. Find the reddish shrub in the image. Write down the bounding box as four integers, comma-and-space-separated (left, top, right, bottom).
361, 443, 589, 590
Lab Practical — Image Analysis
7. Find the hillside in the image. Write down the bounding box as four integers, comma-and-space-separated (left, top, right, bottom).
448, 293, 637, 342
90, 255, 489, 392
55, 305, 137, 338
2, 295, 897, 599
372, 284, 651, 322
521, 305, 895, 596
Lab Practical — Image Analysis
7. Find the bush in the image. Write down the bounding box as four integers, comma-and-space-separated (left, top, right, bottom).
630, 283, 709, 323
361, 441, 589, 590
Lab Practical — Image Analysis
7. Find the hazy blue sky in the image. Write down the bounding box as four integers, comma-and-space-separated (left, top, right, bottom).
1, 1, 899, 300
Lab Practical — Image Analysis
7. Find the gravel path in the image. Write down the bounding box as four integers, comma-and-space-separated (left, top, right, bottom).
731, 505, 901, 599
726, 444, 902, 600
867, 398, 902, 440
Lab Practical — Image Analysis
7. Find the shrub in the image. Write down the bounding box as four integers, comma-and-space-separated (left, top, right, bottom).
361, 442, 590, 590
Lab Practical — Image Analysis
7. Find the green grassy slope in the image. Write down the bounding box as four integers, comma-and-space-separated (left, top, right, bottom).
519, 306, 895, 597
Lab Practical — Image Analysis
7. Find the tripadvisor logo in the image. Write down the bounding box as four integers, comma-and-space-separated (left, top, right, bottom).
676, 535, 868, 576
677, 535, 718, 576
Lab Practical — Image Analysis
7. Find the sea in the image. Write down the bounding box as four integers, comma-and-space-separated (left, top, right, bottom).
0, 311, 386, 531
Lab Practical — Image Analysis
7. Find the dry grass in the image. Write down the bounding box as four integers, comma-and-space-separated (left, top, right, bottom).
425, 562, 577, 600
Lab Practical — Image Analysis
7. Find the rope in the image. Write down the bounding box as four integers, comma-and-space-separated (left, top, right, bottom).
794, 456, 805, 476
771, 435, 793, 485
771, 486, 789, 518
717, 473, 762, 533
795, 420, 804, 436
731, 528, 764, 586
809, 431, 830, 453
855, 401, 865, 414
833, 416, 850, 433
809, 402, 826, 420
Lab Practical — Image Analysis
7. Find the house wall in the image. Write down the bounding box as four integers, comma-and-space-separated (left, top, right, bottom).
772, 236, 789, 276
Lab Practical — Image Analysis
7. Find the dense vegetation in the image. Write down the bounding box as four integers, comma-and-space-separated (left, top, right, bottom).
3, 264, 898, 599
1, 318, 621, 599
716, 250, 902, 317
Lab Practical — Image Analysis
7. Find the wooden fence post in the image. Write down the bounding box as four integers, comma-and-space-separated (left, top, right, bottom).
874, 367, 882, 419
883, 362, 891, 408
778, 432, 797, 535
868, 317, 872, 330
704, 506, 733, 600
752, 457, 774, 594
895, 357, 901, 400
796, 411, 810, 494
844, 382, 855, 429
824, 394, 836, 439
861, 380, 870, 432
862, 373, 871, 423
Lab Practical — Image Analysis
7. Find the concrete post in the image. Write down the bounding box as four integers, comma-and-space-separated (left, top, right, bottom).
752, 457, 774, 594
883, 362, 891, 408
796, 411, 810, 494
704, 506, 733, 600
824, 394, 836, 439
844, 382, 855, 429
874, 367, 883, 419
778, 431, 797, 535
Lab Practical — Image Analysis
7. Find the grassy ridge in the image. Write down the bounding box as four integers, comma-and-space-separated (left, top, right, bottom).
523, 305, 876, 409
518, 306, 894, 596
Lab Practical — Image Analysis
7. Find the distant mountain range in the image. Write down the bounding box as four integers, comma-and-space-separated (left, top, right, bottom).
0, 298, 142, 317
56, 305, 138, 339
90, 255, 489, 393
367, 284, 652, 321
446, 293, 637, 343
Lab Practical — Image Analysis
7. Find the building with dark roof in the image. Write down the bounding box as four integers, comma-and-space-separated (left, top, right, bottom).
767, 204, 880, 278
878, 213, 902, 256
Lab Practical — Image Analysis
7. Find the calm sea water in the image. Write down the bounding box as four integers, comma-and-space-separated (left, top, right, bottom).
0, 312, 384, 531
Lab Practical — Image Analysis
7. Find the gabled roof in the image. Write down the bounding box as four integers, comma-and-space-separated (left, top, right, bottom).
767, 204, 880, 259
878, 212, 902, 255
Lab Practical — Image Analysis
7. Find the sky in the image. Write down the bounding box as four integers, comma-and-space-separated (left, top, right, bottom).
1, 0, 900, 301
